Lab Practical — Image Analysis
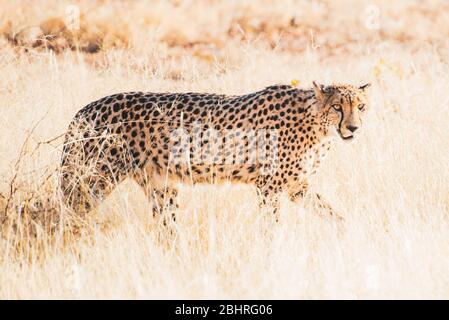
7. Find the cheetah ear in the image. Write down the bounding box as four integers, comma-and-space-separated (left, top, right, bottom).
359, 83, 371, 90
312, 81, 326, 100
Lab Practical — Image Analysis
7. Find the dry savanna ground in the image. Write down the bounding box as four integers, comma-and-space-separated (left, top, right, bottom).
0, 0, 448, 299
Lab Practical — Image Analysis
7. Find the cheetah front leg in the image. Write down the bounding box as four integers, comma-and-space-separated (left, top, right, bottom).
133, 170, 178, 226
287, 180, 309, 203
288, 181, 343, 221
256, 178, 281, 221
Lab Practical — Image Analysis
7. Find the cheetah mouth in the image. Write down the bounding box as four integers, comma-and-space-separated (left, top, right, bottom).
336, 113, 356, 141
337, 129, 355, 141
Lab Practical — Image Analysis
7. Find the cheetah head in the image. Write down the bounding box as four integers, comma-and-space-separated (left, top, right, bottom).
313, 81, 370, 141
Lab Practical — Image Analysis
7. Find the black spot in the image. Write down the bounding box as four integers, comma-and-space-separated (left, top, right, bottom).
113, 103, 121, 112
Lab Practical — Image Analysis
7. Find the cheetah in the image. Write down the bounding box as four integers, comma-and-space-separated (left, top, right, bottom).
60, 82, 370, 219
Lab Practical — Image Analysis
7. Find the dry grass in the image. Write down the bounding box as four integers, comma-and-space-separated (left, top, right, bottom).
0, 0, 448, 299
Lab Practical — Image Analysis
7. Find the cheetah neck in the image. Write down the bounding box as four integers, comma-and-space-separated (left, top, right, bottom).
302, 94, 337, 144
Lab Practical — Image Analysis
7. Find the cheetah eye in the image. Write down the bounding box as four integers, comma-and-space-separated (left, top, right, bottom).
358, 104, 366, 111
331, 104, 342, 111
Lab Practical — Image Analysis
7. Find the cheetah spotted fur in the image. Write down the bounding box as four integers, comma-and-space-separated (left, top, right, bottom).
60, 82, 370, 219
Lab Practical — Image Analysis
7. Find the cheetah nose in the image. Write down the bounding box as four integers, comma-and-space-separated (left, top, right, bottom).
346, 124, 359, 133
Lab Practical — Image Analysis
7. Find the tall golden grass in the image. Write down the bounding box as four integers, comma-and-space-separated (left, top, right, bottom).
0, 0, 448, 299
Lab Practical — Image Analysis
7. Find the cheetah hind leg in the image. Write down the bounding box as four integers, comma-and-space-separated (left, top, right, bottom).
150, 187, 179, 224
60, 165, 123, 215
151, 187, 179, 246
133, 172, 179, 241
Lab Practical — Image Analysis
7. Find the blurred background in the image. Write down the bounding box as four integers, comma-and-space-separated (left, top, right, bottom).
1, 0, 448, 65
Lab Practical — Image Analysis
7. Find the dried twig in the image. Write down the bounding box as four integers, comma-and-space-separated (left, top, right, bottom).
1, 115, 52, 222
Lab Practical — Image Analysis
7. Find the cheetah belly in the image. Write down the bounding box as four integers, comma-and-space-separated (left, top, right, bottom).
141, 130, 261, 185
